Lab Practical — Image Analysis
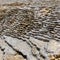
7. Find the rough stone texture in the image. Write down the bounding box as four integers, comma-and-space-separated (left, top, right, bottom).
4, 54, 26, 60
0, 0, 60, 60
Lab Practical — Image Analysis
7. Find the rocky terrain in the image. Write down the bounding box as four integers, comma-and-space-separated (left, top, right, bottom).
0, 0, 60, 60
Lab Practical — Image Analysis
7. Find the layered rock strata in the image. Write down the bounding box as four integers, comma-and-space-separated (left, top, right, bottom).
0, 1, 60, 60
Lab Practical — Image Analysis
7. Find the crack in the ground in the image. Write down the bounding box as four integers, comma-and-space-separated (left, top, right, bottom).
4, 40, 27, 59
0, 47, 5, 60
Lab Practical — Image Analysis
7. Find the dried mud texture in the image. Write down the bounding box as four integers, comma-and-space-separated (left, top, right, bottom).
0, 1, 60, 60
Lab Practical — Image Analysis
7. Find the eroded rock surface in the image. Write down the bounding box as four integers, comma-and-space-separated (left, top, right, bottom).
0, 0, 60, 60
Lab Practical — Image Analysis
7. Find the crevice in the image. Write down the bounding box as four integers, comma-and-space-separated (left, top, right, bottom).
4, 40, 27, 59
34, 36, 49, 42
29, 40, 40, 50
0, 46, 5, 60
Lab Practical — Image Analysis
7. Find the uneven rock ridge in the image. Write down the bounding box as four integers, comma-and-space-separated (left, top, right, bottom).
0, 1, 60, 60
